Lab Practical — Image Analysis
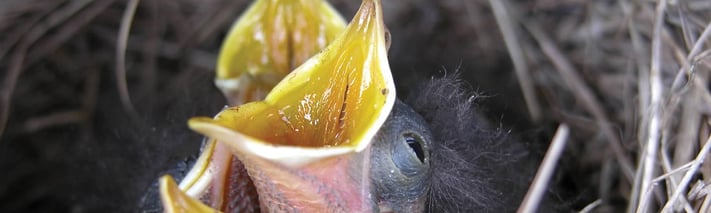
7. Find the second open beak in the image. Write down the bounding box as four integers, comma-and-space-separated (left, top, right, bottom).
215, 0, 346, 105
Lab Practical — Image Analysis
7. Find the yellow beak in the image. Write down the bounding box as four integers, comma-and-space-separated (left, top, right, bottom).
166, 0, 347, 210
160, 0, 394, 211
215, 0, 346, 105
159, 175, 221, 213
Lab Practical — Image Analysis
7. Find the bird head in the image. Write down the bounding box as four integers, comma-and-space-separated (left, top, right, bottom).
158, 0, 436, 212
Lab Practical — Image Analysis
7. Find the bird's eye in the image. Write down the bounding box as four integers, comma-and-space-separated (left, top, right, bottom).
392, 132, 429, 176
403, 133, 426, 164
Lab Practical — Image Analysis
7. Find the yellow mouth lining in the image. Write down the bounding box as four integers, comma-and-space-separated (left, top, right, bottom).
217, 0, 346, 79
177, 0, 348, 202
191, 0, 393, 161
262, 5, 391, 148
215, 0, 346, 104
161, 1, 391, 212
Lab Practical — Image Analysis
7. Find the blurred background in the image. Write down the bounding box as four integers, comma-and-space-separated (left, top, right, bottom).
1, 0, 710, 212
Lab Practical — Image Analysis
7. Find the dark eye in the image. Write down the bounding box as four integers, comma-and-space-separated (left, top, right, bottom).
404, 133, 426, 163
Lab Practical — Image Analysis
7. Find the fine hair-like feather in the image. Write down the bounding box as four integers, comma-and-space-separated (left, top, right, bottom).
404, 73, 556, 212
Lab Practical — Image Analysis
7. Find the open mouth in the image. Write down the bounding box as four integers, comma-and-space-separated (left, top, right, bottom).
160, 0, 394, 211
191, 0, 393, 166
214, 0, 347, 105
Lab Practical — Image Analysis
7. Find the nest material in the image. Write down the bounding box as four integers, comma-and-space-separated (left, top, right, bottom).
1, 0, 711, 212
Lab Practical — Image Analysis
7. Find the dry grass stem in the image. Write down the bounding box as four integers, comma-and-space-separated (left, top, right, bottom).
21, 110, 86, 132
523, 20, 635, 181
579, 199, 603, 213
1, 0, 108, 137
661, 135, 711, 211
637, 1, 668, 212
485, 0, 542, 122
517, 124, 570, 213
688, 22, 711, 59
653, 161, 694, 185
115, 0, 140, 118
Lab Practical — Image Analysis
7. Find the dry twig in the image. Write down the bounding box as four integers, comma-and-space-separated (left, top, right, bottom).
662, 134, 711, 211
518, 124, 570, 213
1, 0, 112, 137
522, 20, 636, 181
116, 0, 141, 118
637, 0, 668, 212
485, 0, 543, 122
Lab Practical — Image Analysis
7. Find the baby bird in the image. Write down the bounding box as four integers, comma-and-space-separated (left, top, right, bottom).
144, 0, 563, 212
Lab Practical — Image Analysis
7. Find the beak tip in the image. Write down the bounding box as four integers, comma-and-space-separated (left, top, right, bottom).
159, 175, 220, 213
187, 117, 212, 131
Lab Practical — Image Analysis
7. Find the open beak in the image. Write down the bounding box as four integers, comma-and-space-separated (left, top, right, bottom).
214, 0, 346, 105
160, 0, 394, 211
165, 0, 346, 211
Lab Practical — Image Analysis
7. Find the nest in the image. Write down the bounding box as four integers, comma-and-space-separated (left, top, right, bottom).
1, 0, 711, 212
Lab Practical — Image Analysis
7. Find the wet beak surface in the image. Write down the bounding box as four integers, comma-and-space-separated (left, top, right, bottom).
159, 176, 222, 213
215, 0, 346, 105
166, 0, 347, 211
161, 0, 394, 212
